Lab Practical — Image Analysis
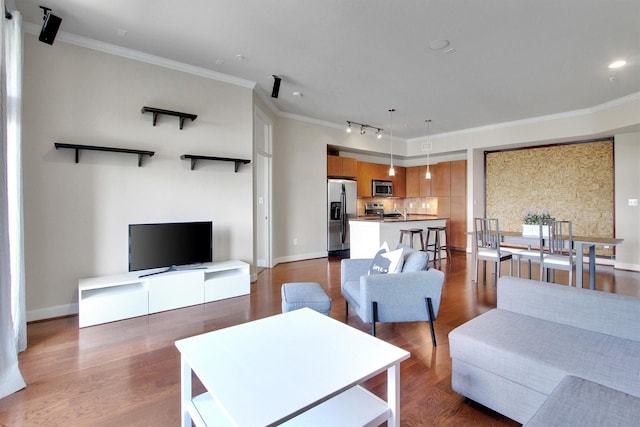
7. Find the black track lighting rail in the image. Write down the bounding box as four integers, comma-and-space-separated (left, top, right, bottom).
346, 121, 383, 135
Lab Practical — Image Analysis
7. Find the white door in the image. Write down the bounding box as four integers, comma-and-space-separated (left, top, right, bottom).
255, 108, 272, 268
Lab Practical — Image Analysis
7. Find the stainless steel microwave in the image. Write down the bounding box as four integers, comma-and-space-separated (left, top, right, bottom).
372, 180, 393, 197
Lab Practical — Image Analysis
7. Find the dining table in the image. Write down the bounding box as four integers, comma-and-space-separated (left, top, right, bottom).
497, 231, 623, 290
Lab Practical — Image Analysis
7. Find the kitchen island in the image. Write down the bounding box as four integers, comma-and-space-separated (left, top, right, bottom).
349, 215, 448, 259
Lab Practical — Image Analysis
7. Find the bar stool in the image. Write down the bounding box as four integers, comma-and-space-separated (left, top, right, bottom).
426, 226, 452, 269
399, 228, 425, 250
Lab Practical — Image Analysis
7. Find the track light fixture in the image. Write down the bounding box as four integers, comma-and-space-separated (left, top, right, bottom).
271, 75, 281, 98
38, 5, 62, 45
345, 121, 383, 136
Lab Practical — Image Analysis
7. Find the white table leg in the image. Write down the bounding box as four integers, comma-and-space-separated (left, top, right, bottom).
180, 356, 192, 427
387, 363, 400, 427
575, 242, 584, 288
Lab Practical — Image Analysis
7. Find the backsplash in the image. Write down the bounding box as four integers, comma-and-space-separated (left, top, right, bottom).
357, 197, 438, 216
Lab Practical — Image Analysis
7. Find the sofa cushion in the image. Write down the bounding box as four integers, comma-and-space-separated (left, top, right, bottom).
525, 375, 640, 427
497, 277, 640, 342
449, 309, 640, 397
396, 243, 429, 272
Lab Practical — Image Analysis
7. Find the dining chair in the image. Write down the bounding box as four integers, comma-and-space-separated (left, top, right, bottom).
541, 220, 576, 286
472, 218, 513, 284
513, 220, 546, 280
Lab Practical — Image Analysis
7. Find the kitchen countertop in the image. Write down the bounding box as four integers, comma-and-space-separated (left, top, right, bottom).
352, 215, 448, 223
349, 216, 448, 258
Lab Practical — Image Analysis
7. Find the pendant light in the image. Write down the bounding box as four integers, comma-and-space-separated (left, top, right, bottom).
388, 108, 396, 177
425, 119, 432, 179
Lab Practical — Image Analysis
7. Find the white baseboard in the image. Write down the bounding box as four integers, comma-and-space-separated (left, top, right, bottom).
28, 303, 78, 322
273, 251, 327, 267
614, 262, 640, 272
24, 256, 640, 323
27, 254, 330, 321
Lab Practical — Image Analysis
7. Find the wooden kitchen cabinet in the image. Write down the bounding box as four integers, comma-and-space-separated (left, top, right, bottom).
406, 166, 420, 197
327, 155, 341, 176
391, 167, 406, 198
450, 160, 466, 197
357, 161, 400, 197
449, 195, 467, 249
406, 165, 432, 197
327, 155, 357, 178
405, 160, 467, 249
431, 162, 451, 197
357, 162, 375, 197
341, 157, 358, 177
420, 166, 432, 197
449, 160, 467, 249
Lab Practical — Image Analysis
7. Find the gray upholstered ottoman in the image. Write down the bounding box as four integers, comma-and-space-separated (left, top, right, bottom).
525, 375, 640, 427
281, 282, 332, 315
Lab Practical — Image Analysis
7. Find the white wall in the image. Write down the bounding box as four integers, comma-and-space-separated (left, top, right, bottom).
270, 115, 387, 264
21, 31, 640, 320
614, 132, 640, 269
272, 117, 333, 263
22, 35, 254, 320
269, 106, 640, 271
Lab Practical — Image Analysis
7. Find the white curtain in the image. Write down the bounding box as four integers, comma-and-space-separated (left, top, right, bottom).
0, 2, 27, 400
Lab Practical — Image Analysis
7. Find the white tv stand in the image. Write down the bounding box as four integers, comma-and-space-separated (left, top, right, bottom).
78, 260, 250, 328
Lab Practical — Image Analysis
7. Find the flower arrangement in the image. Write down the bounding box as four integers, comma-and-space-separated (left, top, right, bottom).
523, 209, 553, 225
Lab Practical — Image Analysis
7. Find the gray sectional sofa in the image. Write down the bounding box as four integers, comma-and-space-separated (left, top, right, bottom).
449, 276, 640, 424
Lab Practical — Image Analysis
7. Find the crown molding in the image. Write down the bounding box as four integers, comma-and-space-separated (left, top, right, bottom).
23, 22, 257, 90
252, 85, 282, 117
278, 111, 343, 131
407, 91, 640, 144
23, 22, 639, 144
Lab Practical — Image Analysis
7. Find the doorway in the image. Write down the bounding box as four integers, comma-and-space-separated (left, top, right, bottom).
254, 107, 273, 268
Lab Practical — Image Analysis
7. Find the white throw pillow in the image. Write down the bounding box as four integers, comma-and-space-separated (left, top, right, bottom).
368, 243, 404, 275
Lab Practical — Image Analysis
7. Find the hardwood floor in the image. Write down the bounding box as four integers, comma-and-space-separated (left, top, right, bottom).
1, 253, 638, 426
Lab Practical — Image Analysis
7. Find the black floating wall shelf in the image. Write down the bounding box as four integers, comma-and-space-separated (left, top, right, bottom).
180, 155, 251, 172
141, 106, 197, 129
54, 143, 155, 167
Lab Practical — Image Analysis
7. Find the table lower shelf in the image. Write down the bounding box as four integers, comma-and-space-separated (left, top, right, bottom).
189, 385, 391, 427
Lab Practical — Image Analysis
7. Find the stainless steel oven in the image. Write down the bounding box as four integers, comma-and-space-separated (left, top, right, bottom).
372, 180, 393, 197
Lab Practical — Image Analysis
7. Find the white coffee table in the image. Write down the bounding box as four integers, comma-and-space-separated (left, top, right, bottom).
175, 308, 410, 426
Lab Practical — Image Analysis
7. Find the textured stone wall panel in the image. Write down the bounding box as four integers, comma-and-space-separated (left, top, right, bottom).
486, 140, 614, 256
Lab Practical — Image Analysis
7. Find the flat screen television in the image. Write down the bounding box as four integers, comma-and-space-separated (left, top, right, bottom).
128, 221, 213, 272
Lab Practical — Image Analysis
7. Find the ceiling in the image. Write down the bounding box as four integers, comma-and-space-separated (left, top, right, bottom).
13, 0, 640, 139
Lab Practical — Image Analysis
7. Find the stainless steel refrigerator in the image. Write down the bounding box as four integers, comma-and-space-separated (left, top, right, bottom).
327, 179, 357, 256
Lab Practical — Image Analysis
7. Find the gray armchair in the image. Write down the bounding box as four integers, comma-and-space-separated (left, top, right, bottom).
341, 245, 445, 345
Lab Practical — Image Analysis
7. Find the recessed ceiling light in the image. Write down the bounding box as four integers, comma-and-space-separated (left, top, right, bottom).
608, 60, 627, 69
429, 39, 450, 50
292, 91, 303, 97
236, 54, 246, 61
215, 59, 225, 65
